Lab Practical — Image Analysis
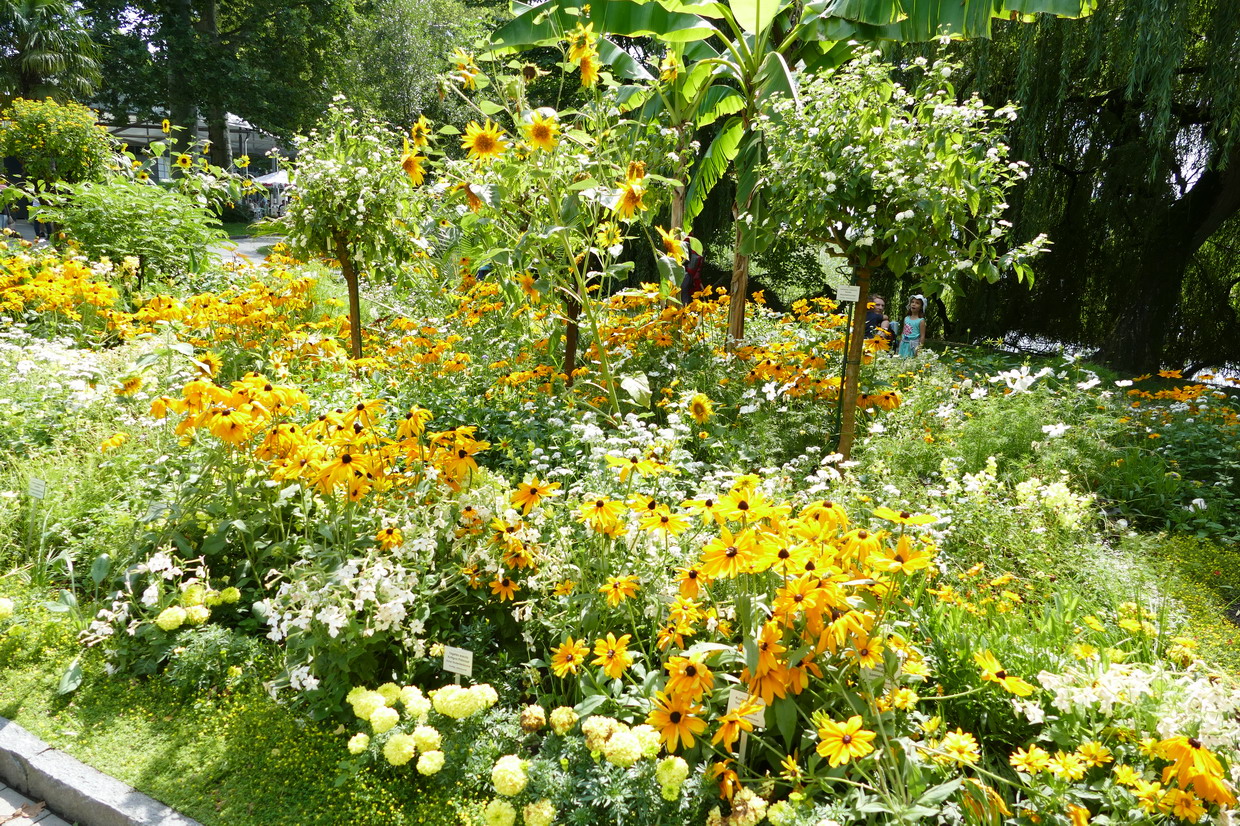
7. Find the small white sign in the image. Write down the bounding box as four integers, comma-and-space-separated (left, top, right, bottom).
726, 688, 767, 728
836, 285, 862, 303
442, 646, 474, 678
27, 478, 46, 500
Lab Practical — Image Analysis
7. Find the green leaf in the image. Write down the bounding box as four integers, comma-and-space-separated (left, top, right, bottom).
730, 0, 789, 34
478, 100, 506, 116
684, 115, 743, 228
696, 86, 745, 128
90, 553, 111, 586
489, 0, 717, 53
58, 656, 83, 695
773, 696, 798, 744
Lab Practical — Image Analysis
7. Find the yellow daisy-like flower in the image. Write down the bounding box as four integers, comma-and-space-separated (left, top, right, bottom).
815, 716, 877, 767
656, 226, 686, 263
174, 153, 193, 170
688, 393, 713, 424
410, 115, 433, 148
612, 178, 646, 220
400, 138, 426, 185
595, 222, 623, 249
579, 51, 600, 87
973, 650, 1036, 696
525, 111, 560, 152
234, 154, 250, 168
871, 506, 937, 526
566, 22, 597, 62
461, 119, 508, 162
161, 118, 171, 134
599, 574, 640, 607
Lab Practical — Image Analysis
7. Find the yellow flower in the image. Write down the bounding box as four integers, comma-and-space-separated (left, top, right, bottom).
646, 690, 706, 752
401, 143, 426, 186
566, 22, 597, 62
815, 716, 877, 767
599, 574, 640, 607
579, 51, 600, 87
161, 118, 171, 134
591, 633, 634, 679
1010, 744, 1051, 773
490, 576, 520, 602
410, 115, 432, 148
871, 506, 937, 526
174, 153, 192, 169
595, 221, 623, 249
550, 637, 588, 678
525, 111, 559, 152
461, 119, 508, 162
510, 477, 561, 513
115, 375, 144, 395
688, 393, 713, 424
656, 226, 686, 263
234, 154, 250, 168
938, 729, 981, 765
973, 650, 1035, 696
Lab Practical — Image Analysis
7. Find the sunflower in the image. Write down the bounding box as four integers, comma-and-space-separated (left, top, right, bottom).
688, 393, 713, 424
550, 636, 588, 677
410, 115, 433, 148
657, 226, 686, 263
234, 154, 250, 169
566, 22, 597, 62
489, 576, 520, 602
174, 153, 193, 170
579, 52, 600, 87
401, 146, 426, 186
114, 375, 144, 396
161, 118, 171, 134
595, 221, 623, 249
815, 715, 877, 767
646, 691, 706, 752
525, 111, 560, 152
612, 178, 646, 220
659, 53, 680, 82
461, 119, 508, 162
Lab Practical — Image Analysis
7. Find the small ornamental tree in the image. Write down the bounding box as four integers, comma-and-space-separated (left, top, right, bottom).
760, 51, 1050, 458
0, 97, 112, 186
279, 99, 416, 359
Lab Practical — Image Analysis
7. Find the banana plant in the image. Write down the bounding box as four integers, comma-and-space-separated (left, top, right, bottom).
491, 0, 1094, 346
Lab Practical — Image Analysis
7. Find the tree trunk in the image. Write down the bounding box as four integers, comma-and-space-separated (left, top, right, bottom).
726, 217, 749, 349
165, 0, 197, 157
837, 266, 871, 461
335, 232, 363, 360
562, 295, 581, 387
1101, 145, 1240, 372
198, 0, 232, 168
671, 185, 685, 233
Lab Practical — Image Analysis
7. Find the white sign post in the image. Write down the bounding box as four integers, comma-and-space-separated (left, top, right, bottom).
442, 646, 474, 685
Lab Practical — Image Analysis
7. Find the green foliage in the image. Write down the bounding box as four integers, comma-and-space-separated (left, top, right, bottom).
0, 0, 100, 101
39, 177, 228, 277
0, 97, 113, 186
761, 51, 1047, 290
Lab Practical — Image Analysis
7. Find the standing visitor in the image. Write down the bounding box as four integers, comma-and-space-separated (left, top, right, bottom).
897, 295, 927, 357
680, 240, 704, 305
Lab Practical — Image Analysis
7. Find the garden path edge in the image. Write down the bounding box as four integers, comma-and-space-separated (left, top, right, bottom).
0, 716, 202, 826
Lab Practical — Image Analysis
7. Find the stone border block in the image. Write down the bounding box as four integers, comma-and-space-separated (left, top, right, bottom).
0, 717, 202, 826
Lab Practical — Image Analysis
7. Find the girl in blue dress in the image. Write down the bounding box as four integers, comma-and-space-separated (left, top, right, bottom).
898, 295, 926, 357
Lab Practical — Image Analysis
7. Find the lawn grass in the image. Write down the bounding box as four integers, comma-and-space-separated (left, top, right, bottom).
0, 592, 477, 826
219, 222, 255, 238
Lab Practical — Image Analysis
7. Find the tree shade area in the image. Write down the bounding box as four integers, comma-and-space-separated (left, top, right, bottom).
2, 1, 1240, 825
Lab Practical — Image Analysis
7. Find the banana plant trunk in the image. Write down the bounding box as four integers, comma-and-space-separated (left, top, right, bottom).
726, 216, 749, 349
671, 185, 685, 233
334, 231, 364, 360
837, 265, 871, 460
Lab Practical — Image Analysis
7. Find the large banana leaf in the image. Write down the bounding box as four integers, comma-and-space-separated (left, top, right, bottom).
696, 85, 745, 127
730, 0, 792, 34
684, 115, 744, 228
490, 0, 716, 50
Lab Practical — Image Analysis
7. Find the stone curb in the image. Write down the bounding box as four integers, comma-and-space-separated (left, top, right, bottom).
0, 717, 202, 826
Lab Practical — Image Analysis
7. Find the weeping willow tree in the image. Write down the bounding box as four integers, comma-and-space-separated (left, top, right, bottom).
933, 0, 1240, 372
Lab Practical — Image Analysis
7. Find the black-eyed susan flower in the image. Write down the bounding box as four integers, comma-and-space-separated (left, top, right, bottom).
490, 576, 520, 602
815, 715, 876, 766
973, 650, 1035, 696
511, 477, 561, 514
599, 574, 639, 607
591, 632, 633, 679
550, 637, 588, 677
646, 690, 706, 752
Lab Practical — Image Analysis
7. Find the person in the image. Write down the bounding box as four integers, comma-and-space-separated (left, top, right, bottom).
897, 294, 927, 357
864, 294, 894, 348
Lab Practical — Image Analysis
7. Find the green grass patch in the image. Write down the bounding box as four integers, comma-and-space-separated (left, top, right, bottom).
0, 591, 476, 826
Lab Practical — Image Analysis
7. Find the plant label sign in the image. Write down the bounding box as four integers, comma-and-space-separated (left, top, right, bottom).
442, 646, 474, 681
27, 477, 46, 500
836, 285, 861, 303
726, 688, 766, 728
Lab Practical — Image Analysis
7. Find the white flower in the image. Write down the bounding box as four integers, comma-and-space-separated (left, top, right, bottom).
1041, 423, 1069, 438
